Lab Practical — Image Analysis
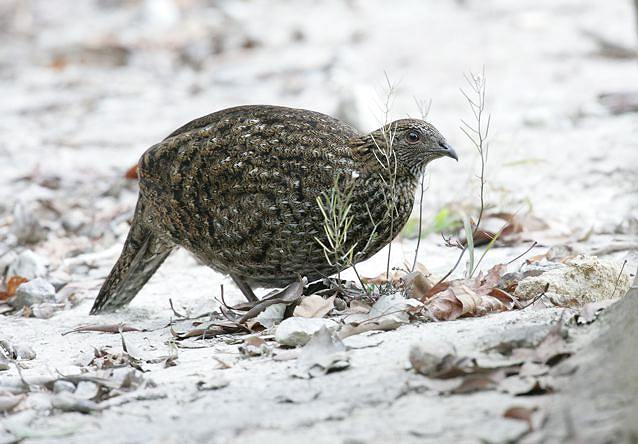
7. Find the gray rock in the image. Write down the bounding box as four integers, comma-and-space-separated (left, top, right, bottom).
13, 344, 36, 360
275, 317, 339, 347
53, 380, 76, 394
0, 340, 36, 360
0, 250, 18, 278
6, 250, 48, 280
11, 203, 47, 244
12, 278, 56, 309
514, 255, 630, 306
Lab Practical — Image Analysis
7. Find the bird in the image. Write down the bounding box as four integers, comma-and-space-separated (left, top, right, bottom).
90, 105, 457, 314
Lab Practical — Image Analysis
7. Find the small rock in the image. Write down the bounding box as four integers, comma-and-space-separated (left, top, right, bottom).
53, 380, 76, 394
514, 255, 630, 306
52, 392, 99, 414
61, 209, 89, 233
11, 203, 47, 244
13, 344, 36, 360
12, 278, 56, 309
0, 250, 18, 277
409, 342, 455, 376
7, 250, 48, 280
275, 317, 339, 347
546, 244, 584, 262
499, 260, 566, 291
74, 381, 99, 400
196, 376, 230, 391
31, 303, 65, 318
0, 340, 36, 360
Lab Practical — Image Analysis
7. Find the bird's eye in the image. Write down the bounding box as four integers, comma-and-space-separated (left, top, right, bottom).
405, 131, 420, 144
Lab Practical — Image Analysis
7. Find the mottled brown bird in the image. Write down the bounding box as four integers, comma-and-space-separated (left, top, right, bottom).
90, 105, 457, 314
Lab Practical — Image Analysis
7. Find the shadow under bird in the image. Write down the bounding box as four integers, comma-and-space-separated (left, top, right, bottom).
90, 105, 458, 314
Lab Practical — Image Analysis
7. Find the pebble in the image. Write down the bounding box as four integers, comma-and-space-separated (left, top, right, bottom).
514, 254, 630, 306
11, 203, 47, 244
7, 250, 48, 280
53, 380, 76, 394
12, 278, 56, 309
275, 317, 339, 347
0, 340, 36, 360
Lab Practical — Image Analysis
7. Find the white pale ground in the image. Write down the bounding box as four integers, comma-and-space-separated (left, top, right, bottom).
0, 0, 637, 442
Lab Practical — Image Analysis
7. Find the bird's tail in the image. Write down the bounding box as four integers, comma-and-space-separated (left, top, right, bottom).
90, 200, 173, 314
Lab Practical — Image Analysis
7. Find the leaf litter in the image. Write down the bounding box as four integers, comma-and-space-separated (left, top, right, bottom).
409, 314, 573, 397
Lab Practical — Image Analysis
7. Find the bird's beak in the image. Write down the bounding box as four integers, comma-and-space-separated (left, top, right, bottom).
439, 142, 458, 161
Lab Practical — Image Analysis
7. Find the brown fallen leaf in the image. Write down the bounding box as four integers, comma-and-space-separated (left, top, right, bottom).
293, 294, 335, 318
361, 270, 404, 286
0, 276, 29, 301
239, 335, 270, 357
409, 344, 520, 394
401, 271, 434, 300
460, 212, 550, 247
125, 164, 139, 179
422, 264, 516, 320
504, 405, 538, 430
62, 324, 142, 336
511, 317, 571, 366
170, 320, 246, 340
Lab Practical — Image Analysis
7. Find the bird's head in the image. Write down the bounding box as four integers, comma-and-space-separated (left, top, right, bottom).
352, 119, 458, 178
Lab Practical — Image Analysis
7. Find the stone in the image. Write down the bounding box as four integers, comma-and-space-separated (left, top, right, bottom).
514, 255, 630, 306
53, 380, 76, 394
12, 278, 56, 309
11, 203, 47, 244
6, 250, 48, 280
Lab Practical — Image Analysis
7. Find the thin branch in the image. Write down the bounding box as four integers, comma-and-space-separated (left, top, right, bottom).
611, 260, 628, 299
507, 241, 538, 265
411, 175, 426, 272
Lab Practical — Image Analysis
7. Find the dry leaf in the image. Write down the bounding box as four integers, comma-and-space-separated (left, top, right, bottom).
361, 270, 403, 286
422, 264, 516, 320
401, 271, 434, 299
125, 164, 139, 179
63, 323, 142, 335
511, 318, 572, 366
236, 278, 305, 323
0, 275, 29, 301
293, 294, 335, 318
576, 300, 615, 324
504, 405, 538, 430
293, 326, 350, 379
409, 344, 520, 394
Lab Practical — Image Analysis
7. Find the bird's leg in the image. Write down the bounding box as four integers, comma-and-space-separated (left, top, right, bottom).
230, 274, 259, 303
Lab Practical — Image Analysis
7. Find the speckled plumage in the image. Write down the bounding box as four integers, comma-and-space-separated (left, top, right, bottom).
90, 105, 457, 314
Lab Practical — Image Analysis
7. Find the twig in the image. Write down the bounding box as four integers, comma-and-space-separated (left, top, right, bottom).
411, 175, 426, 272
610, 260, 628, 299
519, 283, 550, 309
507, 241, 538, 265
432, 245, 468, 289
591, 242, 638, 256
436, 68, 491, 285
169, 298, 186, 319
460, 68, 490, 240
